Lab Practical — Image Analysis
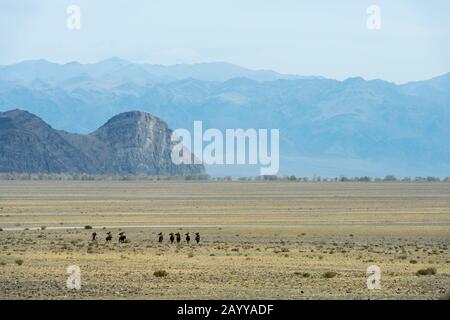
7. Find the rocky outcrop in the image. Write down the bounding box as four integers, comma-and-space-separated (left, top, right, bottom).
0, 109, 204, 175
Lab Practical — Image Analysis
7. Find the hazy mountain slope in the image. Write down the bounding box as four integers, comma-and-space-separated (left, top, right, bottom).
0, 110, 93, 173
0, 58, 314, 86
141, 61, 318, 82
0, 60, 449, 176
0, 109, 204, 175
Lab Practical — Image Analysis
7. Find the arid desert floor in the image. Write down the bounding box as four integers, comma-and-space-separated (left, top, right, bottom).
0, 180, 449, 299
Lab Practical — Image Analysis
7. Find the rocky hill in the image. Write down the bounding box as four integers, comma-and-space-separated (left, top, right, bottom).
0, 109, 204, 175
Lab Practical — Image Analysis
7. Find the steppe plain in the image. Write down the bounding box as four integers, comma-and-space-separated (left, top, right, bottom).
0, 180, 449, 299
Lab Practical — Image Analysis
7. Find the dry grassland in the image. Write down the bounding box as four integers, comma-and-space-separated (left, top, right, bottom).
0, 181, 449, 299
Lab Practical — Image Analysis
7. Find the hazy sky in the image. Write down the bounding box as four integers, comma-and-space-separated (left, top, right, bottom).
1, 0, 449, 83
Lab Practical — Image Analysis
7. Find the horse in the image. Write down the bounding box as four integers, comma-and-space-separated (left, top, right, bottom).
195, 232, 200, 244
169, 232, 175, 244
158, 232, 164, 243
118, 232, 127, 243
185, 232, 191, 244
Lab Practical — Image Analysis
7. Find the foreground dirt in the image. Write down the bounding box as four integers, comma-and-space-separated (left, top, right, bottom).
0, 181, 449, 299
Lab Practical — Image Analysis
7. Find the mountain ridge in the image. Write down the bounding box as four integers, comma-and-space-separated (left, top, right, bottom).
0, 109, 204, 176
0, 58, 321, 85
0, 60, 449, 176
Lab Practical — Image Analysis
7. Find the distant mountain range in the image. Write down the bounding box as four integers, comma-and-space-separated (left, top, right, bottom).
0, 59, 449, 177
0, 109, 204, 175
0, 58, 319, 85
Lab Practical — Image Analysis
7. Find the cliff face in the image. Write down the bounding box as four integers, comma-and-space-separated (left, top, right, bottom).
0, 109, 204, 175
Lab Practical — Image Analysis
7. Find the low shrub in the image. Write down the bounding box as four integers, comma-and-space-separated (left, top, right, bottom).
153, 270, 168, 277
294, 272, 310, 278
416, 267, 436, 276
323, 271, 337, 279
15, 259, 24, 266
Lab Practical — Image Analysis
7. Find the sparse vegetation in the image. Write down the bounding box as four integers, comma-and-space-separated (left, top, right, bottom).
153, 270, 168, 277
383, 175, 397, 182
0, 180, 448, 299
323, 271, 337, 279
0, 173, 448, 182
294, 272, 310, 278
416, 267, 437, 276
15, 259, 24, 266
